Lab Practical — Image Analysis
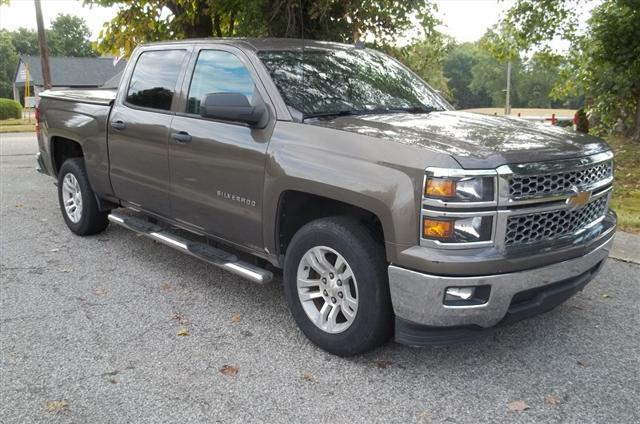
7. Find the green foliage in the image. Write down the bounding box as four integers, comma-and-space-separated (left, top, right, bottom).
0, 32, 18, 98
385, 34, 452, 99
443, 43, 492, 108
553, 0, 640, 140
48, 14, 95, 57
0, 98, 23, 119
488, 0, 640, 141
483, 0, 580, 61
8, 28, 39, 55
86, 0, 438, 56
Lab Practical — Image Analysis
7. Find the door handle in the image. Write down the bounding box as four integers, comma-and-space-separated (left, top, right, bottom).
110, 120, 126, 130
172, 131, 192, 143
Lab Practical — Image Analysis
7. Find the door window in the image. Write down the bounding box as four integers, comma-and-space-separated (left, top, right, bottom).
186, 50, 255, 115
126, 50, 186, 111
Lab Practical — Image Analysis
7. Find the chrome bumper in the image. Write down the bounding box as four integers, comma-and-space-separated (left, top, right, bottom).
388, 236, 613, 328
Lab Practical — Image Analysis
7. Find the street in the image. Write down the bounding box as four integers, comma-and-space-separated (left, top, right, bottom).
1, 133, 638, 423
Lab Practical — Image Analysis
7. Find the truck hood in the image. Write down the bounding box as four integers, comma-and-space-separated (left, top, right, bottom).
308, 111, 610, 168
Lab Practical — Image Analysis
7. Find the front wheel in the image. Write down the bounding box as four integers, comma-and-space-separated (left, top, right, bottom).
57, 158, 109, 236
283, 217, 392, 356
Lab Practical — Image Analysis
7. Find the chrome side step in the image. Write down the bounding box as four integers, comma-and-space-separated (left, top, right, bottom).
108, 212, 273, 284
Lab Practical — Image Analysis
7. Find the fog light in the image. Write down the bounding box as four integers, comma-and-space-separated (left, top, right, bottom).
444, 285, 491, 306
445, 287, 474, 300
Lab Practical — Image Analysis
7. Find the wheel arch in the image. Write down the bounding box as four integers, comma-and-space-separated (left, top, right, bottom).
273, 188, 390, 265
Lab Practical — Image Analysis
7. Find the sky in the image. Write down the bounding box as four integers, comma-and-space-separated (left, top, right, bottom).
0, 0, 596, 46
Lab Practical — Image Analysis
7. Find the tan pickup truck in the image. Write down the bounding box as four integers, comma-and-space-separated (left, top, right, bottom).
36, 39, 616, 355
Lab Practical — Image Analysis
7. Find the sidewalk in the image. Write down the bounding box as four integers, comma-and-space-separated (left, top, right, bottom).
611, 231, 640, 264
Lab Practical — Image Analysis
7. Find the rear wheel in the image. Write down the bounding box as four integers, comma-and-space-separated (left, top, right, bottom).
284, 217, 392, 356
57, 158, 109, 235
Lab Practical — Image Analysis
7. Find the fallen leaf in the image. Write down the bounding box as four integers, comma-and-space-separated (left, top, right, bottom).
171, 312, 184, 322
177, 326, 189, 337
302, 372, 315, 382
94, 287, 106, 296
109, 378, 118, 384
546, 395, 558, 406
602, 294, 611, 299
577, 360, 588, 368
162, 282, 172, 291
508, 400, 529, 412
373, 360, 392, 369
219, 365, 239, 376
231, 314, 241, 324
50, 248, 60, 252
15, 204, 23, 208
60, 268, 71, 273
416, 411, 431, 420
46, 400, 68, 413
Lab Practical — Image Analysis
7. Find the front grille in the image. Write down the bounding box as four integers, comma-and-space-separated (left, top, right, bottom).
505, 195, 608, 247
509, 160, 612, 200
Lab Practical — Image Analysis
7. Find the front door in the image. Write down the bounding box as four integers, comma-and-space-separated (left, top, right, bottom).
169, 48, 273, 251
108, 48, 189, 215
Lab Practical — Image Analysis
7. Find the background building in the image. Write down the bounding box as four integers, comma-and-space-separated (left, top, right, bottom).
13, 55, 126, 105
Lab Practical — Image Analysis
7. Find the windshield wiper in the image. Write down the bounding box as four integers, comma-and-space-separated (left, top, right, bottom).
386, 106, 438, 114
302, 110, 366, 120
303, 106, 438, 121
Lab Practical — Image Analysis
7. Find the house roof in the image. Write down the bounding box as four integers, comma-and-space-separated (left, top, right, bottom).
15, 55, 127, 87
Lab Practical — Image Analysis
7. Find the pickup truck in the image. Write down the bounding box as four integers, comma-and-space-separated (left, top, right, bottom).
36, 38, 616, 356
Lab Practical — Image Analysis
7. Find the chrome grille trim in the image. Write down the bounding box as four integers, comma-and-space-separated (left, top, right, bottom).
504, 195, 608, 246
496, 150, 614, 207
508, 161, 612, 200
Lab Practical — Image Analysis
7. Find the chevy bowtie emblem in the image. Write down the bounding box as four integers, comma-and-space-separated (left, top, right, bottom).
566, 186, 591, 209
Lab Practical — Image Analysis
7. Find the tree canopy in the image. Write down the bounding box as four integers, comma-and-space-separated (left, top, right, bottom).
486, 0, 640, 141
86, 0, 439, 56
0, 14, 96, 98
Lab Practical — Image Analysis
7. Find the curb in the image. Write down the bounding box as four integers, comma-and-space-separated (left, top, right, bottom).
610, 232, 640, 265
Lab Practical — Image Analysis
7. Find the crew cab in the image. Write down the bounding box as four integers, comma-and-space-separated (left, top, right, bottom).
35, 39, 616, 355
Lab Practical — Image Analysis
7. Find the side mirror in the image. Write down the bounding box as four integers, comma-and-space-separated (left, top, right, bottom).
200, 90, 269, 128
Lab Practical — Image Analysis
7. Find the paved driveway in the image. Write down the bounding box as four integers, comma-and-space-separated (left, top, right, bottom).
1, 133, 638, 423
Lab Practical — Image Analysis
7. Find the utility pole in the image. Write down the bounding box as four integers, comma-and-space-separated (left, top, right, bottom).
34, 0, 52, 90
504, 61, 512, 116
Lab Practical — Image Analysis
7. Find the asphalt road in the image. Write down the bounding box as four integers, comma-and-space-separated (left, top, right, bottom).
1, 133, 639, 423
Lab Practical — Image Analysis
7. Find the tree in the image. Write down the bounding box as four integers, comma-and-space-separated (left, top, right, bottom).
0, 32, 18, 98
48, 14, 95, 57
8, 28, 39, 55
488, 0, 640, 141
86, 0, 438, 56
386, 34, 452, 100
443, 43, 492, 108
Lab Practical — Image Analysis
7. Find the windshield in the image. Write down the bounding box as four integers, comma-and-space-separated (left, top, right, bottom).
258, 48, 451, 119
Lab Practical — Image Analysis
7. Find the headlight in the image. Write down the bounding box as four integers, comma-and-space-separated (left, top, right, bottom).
425, 176, 494, 202
422, 216, 493, 243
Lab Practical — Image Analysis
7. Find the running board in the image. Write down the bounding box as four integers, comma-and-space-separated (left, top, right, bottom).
108, 212, 273, 284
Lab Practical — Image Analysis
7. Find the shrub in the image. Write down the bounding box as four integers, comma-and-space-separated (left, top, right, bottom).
0, 98, 23, 120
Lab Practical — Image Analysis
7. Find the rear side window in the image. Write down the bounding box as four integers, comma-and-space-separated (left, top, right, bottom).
186, 50, 255, 115
126, 50, 186, 111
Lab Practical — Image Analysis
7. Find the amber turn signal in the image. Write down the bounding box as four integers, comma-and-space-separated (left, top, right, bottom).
423, 218, 454, 239
425, 178, 456, 198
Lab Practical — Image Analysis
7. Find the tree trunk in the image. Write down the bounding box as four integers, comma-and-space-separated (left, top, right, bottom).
633, 96, 640, 143
213, 14, 222, 37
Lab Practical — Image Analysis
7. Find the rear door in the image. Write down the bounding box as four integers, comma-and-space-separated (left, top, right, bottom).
108, 47, 190, 215
169, 46, 274, 251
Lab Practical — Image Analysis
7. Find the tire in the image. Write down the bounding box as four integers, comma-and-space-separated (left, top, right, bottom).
283, 217, 393, 356
57, 158, 109, 236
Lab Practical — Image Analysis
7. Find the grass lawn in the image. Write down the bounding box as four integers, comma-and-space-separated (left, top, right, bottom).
608, 136, 640, 233
0, 118, 36, 134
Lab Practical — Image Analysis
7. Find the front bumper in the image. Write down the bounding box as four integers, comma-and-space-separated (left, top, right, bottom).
389, 226, 614, 346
